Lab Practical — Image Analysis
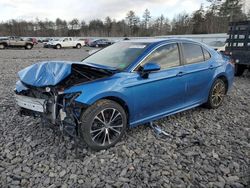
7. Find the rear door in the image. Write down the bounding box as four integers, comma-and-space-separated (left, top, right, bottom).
181, 42, 215, 105
128, 43, 186, 123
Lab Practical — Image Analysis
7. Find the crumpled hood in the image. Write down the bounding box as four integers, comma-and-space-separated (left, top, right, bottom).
18, 61, 74, 87
18, 61, 116, 88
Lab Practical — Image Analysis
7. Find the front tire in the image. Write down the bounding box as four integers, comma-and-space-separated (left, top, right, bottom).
0, 43, 5, 49
55, 44, 61, 49
80, 99, 127, 151
205, 79, 226, 109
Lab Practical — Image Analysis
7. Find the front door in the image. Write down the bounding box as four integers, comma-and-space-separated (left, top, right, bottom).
127, 43, 186, 124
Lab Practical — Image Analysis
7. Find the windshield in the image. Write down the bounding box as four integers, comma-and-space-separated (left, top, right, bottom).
82, 42, 149, 70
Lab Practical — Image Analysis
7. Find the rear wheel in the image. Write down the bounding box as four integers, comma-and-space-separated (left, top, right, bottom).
76, 44, 81, 49
80, 99, 127, 151
235, 64, 245, 76
205, 79, 226, 109
0, 44, 5, 49
25, 44, 33, 50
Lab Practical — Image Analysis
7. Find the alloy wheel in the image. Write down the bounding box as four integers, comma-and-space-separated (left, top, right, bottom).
90, 108, 124, 146
211, 81, 226, 107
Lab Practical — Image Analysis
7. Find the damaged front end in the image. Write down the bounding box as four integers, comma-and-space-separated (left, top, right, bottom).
15, 61, 114, 137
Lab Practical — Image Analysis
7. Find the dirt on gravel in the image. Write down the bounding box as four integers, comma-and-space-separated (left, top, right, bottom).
0, 45, 249, 188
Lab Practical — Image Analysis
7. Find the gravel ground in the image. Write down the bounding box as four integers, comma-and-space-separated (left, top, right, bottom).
0, 45, 249, 188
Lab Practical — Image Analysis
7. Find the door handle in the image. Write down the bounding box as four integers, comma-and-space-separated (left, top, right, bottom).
209, 65, 214, 69
176, 71, 184, 76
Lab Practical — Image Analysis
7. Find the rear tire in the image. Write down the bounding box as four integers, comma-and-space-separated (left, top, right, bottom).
79, 99, 127, 151
235, 64, 245, 76
205, 79, 226, 109
76, 44, 81, 49
25, 44, 33, 50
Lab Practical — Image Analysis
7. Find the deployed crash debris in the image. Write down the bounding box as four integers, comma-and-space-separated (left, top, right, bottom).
149, 122, 173, 139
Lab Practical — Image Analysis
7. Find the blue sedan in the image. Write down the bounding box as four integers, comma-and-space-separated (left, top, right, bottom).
15, 38, 234, 150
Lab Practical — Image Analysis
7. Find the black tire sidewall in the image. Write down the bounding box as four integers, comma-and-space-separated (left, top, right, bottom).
80, 100, 127, 150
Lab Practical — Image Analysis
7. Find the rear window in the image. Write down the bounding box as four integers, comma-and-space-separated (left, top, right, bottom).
182, 43, 204, 64
202, 48, 211, 61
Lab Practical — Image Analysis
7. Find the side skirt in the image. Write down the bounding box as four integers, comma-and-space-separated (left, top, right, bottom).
129, 102, 204, 128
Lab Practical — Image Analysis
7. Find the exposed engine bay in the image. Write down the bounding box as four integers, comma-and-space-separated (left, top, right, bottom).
15, 62, 114, 138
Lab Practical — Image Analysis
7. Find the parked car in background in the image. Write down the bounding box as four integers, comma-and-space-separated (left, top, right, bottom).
0, 36, 33, 49
15, 38, 234, 150
44, 37, 85, 49
43, 39, 56, 48
41, 38, 53, 43
26, 38, 38, 45
88, 39, 114, 47
77, 38, 89, 46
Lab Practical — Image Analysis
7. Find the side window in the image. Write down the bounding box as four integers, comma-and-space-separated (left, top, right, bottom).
182, 43, 204, 64
202, 48, 211, 61
64, 38, 68, 42
141, 43, 180, 70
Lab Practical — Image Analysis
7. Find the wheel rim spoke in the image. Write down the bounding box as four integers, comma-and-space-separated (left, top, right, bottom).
101, 110, 107, 123
107, 130, 111, 144
108, 109, 116, 123
102, 129, 108, 145
110, 112, 121, 123
109, 127, 121, 135
92, 129, 104, 140
94, 116, 105, 125
111, 124, 123, 128
90, 128, 103, 134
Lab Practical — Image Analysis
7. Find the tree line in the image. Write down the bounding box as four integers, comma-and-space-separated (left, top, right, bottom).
0, 0, 249, 37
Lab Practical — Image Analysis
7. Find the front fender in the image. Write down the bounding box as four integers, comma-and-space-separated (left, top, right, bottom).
75, 91, 129, 106
62, 76, 134, 120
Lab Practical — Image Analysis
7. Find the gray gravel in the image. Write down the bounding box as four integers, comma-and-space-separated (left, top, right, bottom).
0, 45, 249, 188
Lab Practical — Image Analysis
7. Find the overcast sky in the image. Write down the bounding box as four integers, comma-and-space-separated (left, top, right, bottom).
0, 0, 216, 22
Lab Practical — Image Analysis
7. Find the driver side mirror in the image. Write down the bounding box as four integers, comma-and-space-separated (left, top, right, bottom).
140, 62, 161, 78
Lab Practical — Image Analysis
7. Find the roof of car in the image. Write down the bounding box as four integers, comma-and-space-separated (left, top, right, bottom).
122, 38, 212, 50
122, 38, 198, 44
